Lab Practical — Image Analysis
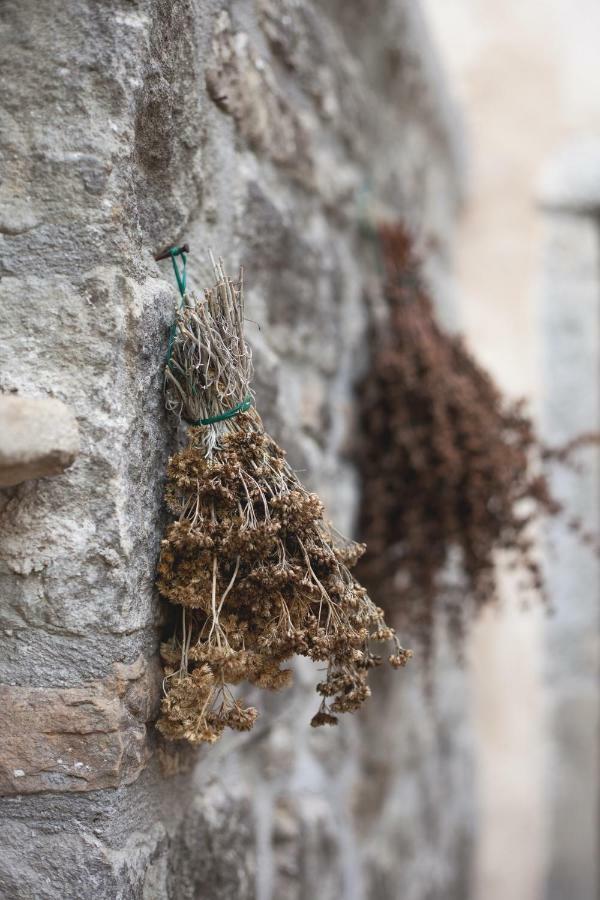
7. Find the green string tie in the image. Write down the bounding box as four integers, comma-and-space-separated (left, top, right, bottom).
169, 245, 187, 299
191, 396, 253, 426
164, 246, 187, 370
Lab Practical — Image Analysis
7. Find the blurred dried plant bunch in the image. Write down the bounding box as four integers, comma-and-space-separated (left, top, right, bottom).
157, 255, 410, 745
356, 223, 587, 645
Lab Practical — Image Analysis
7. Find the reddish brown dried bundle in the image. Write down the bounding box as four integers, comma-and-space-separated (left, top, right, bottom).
356, 223, 567, 643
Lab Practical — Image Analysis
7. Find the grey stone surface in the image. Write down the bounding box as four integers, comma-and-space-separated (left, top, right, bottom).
539, 211, 600, 900
0, 769, 255, 900
0, 1, 468, 897
0, 395, 80, 487
0, 656, 160, 795
538, 137, 600, 213
351, 581, 473, 900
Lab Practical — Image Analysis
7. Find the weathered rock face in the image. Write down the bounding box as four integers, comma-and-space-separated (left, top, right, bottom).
0, 395, 80, 487
538, 146, 600, 900
0, 657, 159, 795
0, 1, 468, 897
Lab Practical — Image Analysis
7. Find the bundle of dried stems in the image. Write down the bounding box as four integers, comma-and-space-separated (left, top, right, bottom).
356, 224, 598, 648
157, 254, 409, 744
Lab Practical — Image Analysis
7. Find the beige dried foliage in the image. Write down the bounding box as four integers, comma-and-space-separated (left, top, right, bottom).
157, 255, 409, 744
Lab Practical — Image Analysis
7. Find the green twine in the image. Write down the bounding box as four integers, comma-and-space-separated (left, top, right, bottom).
160, 243, 253, 426
191, 396, 253, 426
169, 245, 187, 298
164, 246, 187, 371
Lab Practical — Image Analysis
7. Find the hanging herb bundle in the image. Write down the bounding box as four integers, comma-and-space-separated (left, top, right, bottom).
156, 250, 410, 745
356, 223, 596, 645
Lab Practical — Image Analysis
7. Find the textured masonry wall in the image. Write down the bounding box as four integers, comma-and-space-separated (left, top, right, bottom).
0, 2, 469, 897
538, 143, 600, 900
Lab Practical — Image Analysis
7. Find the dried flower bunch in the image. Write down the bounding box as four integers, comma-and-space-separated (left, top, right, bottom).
157, 253, 410, 744
356, 223, 590, 643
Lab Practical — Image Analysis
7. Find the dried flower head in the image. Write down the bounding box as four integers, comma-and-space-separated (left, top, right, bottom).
157, 254, 407, 743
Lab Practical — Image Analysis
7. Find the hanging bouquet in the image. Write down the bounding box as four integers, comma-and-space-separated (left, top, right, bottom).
356, 223, 598, 649
155, 249, 410, 744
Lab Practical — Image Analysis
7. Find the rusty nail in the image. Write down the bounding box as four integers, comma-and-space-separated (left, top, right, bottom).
154, 242, 190, 262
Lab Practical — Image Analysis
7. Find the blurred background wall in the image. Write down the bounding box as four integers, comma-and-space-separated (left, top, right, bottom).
0, 2, 470, 898
423, 2, 600, 898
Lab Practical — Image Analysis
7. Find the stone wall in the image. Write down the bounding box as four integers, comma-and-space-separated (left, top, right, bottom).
538, 141, 600, 900
420, 5, 600, 896
0, 2, 467, 897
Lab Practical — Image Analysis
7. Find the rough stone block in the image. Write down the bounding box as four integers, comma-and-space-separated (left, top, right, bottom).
206, 11, 314, 187
0, 657, 159, 794
0, 395, 79, 487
